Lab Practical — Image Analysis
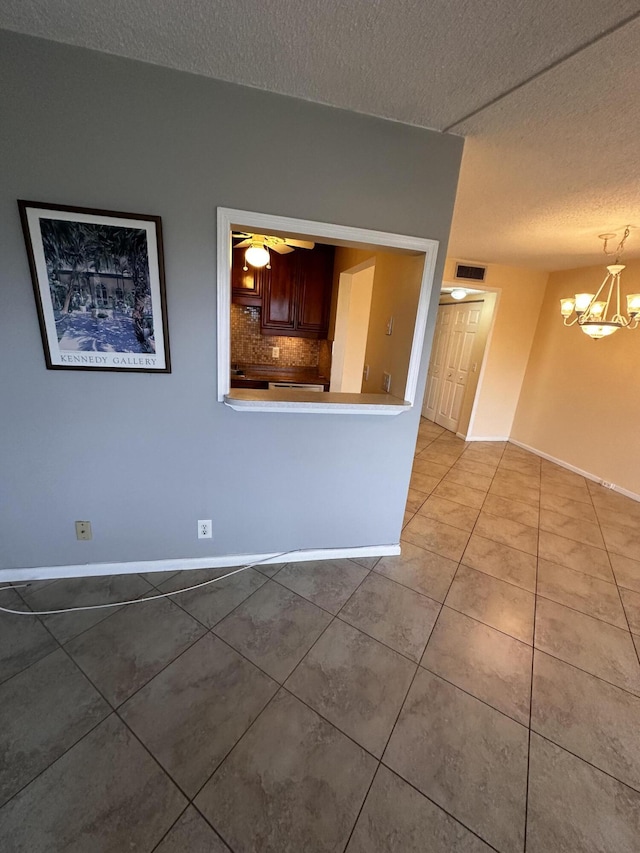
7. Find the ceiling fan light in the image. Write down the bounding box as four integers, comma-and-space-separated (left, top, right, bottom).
450, 288, 467, 300
245, 244, 270, 268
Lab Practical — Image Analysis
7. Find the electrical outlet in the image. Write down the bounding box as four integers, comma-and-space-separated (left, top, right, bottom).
386, 316, 394, 335
271, 346, 280, 359
198, 519, 212, 539
75, 520, 92, 541
601, 481, 616, 490
363, 364, 369, 381
382, 372, 392, 393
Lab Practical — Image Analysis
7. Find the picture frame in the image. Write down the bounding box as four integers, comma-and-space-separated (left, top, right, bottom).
18, 200, 171, 372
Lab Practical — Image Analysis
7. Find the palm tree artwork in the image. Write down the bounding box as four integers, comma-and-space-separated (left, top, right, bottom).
39, 219, 155, 354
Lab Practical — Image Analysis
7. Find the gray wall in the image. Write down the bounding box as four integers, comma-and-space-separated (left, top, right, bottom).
0, 31, 463, 571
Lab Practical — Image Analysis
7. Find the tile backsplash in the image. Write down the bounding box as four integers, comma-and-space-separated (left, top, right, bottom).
231, 304, 320, 368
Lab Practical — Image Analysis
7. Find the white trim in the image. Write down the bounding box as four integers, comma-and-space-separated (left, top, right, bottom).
0, 543, 401, 583
509, 439, 640, 503
217, 208, 439, 406
224, 390, 410, 415
456, 433, 509, 442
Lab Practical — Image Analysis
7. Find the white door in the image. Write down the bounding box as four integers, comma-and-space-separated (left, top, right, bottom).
422, 305, 453, 420
434, 302, 481, 432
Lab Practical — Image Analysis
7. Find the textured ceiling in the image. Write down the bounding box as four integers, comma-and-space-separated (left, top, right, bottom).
2, 0, 640, 269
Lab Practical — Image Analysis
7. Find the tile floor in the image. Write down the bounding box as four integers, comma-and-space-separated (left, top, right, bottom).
1, 418, 640, 851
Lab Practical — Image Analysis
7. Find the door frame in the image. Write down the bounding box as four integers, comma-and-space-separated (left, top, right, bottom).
435, 281, 502, 439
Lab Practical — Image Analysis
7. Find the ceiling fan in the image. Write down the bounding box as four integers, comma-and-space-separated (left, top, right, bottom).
232, 232, 315, 269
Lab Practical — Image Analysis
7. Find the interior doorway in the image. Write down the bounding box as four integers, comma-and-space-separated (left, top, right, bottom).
422, 289, 497, 436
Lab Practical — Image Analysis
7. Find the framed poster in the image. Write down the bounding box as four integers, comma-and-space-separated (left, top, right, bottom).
18, 200, 171, 372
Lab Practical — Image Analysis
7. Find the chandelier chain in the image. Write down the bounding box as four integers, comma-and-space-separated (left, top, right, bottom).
602, 226, 630, 260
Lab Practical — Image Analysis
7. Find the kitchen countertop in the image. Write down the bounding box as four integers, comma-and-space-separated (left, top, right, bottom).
225, 388, 410, 416
230, 364, 330, 388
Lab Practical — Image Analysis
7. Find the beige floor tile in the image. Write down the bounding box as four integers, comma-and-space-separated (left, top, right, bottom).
612, 554, 640, 592
422, 607, 532, 725
445, 565, 535, 644
403, 510, 415, 528
537, 559, 626, 628
489, 479, 540, 507
120, 634, 278, 796
351, 556, 381, 570
340, 572, 440, 661
539, 491, 597, 523
213, 581, 332, 682
403, 514, 470, 561
276, 559, 368, 615
384, 668, 528, 853
621, 588, 640, 634
158, 568, 267, 628
461, 534, 536, 592
417, 494, 479, 531
541, 468, 587, 489
601, 524, 640, 561
540, 481, 591, 505
22, 574, 154, 645
347, 765, 493, 853
443, 467, 493, 493
416, 447, 463, 467
526, 734, 640, 853
155, 807, 230, 853
538, 531, 613, 582
539, 509, 604, 549
474, 512, 538, 556
286, 620, 415, 757
493, 469, 540, 492
0, 649, 110, 805
0, 589, 58, 684
409, 471, 441, 496
596, 504, 640, 532
196, 690, 376, 853
0, 715, 186, 852
432, 479, 486, 510
498, 457, 540, 477
482, 492, 539, 528
65, 598, 206, 706
411, 457, 450, 479
453, 457, 498, 478
531, 652, 640, 791
406, 488, 428, 514
534, 598, 640, 695
376, 541, 458, 602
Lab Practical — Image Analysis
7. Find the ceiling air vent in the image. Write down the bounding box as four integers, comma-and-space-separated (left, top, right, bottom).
455, 262, 486, 282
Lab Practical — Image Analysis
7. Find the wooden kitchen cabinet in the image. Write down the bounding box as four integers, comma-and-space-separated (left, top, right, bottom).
261, 243, 335, 338
231, 247, 264, 306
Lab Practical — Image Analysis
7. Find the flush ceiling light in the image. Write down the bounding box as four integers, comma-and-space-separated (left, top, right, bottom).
450, 288, 467, 300
560, 227, 640, 339
244, 243, 270, 268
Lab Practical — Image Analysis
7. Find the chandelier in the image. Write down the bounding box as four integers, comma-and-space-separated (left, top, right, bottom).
560, 227, 640, 339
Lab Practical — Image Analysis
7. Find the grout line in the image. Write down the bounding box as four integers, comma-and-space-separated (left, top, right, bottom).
530, 728, 640, 797
148, 803, 191, 852
523, 470, 541, 853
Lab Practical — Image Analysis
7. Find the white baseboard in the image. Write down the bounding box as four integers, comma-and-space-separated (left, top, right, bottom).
508, 439, 640, 504
457, 433, 509, 442
0, 543, 401, 583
